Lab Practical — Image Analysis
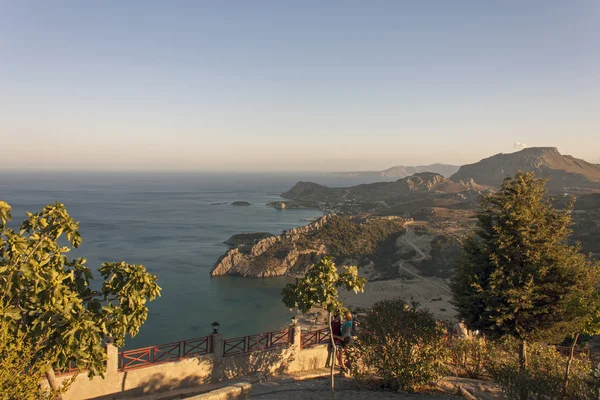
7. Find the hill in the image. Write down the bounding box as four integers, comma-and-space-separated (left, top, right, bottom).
451, 147, 600, 190
283, 172, 486, 203
335, 163, 460, 179
211, 215, 408, 279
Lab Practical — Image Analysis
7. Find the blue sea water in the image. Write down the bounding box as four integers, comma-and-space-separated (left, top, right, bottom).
0, 171, 390, 349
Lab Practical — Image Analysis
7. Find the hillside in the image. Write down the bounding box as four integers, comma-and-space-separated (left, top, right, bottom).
451, 147, 600, 190
211, 215, 408, 279
283, 172, 486, 203
335, 163, 460, 179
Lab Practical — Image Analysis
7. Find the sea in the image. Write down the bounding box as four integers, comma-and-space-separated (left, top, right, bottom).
0, 171, 392, 349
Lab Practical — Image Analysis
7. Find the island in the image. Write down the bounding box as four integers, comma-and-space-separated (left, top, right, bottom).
231, 201, 252, 206
223, 232, 275, 247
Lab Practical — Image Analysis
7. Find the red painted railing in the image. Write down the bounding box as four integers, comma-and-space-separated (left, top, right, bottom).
222, 329, 292, 357
119, 335, 212, 371
300, 327, 331, 348
54, 359, 84, 376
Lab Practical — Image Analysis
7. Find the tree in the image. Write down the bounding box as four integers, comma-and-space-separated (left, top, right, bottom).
281, 257, 366, 394
450, 172, 600, 394
0, 201, 161, 395
0, 317, 73, 399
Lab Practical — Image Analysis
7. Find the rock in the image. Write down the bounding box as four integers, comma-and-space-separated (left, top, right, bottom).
266, 201, 286, 210
210, 215, 332, 277
231, 201, 252, 206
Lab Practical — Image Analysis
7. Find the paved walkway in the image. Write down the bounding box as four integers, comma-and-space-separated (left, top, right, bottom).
251, 373, 459, 399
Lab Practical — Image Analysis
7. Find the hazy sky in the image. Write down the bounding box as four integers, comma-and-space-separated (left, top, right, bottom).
1, 1, 599, 171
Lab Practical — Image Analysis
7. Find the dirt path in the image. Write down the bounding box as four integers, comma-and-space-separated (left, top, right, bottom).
397, 225, 452, 295
339, 222, 456, 321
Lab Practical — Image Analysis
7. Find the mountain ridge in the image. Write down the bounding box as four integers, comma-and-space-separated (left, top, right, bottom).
450, 147, 600, 189
335, 163, 460, 179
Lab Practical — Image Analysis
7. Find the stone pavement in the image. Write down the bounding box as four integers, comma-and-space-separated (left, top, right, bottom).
251, 371, 460, 399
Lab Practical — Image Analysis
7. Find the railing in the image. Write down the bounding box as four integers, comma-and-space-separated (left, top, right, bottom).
300, 327, 331, 348
222, 329, 292, 357
54, 359, 85, 376
119, 335, 212, 371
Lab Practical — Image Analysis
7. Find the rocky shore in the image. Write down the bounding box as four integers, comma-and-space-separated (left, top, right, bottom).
210, 215, 333, 277
210, 215, 410, 279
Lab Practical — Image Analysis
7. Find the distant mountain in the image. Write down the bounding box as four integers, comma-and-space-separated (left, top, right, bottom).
335, 163, 460, 179
283, 172, 486, 203
450, 147, 600, 190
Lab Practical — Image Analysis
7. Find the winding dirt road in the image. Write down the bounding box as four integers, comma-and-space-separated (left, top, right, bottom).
397, 223, 452, 294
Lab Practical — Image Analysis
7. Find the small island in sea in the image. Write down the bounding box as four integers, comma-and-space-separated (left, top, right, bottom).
231, 201, 252, 206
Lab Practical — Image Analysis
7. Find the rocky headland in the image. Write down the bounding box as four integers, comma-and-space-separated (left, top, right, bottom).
211, 215, 334, 277
211, 215, 411, 279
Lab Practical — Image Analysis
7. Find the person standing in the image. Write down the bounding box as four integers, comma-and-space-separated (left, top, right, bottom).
327, 314, 342, 367
335, 311, 353, 371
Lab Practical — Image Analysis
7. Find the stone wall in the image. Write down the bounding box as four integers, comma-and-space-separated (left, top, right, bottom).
54, 327, 329, 400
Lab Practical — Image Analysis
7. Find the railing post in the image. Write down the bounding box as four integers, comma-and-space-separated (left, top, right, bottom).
105, 343, 119, 376
292, 325, 302, 352
212, 333, 223, 362
211, 333, 224, 383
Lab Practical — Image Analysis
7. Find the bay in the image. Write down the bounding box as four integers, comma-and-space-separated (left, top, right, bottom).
0, 171, 391, 349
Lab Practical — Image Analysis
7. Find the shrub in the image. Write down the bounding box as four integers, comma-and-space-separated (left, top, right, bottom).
449, 336, 490, 379
0, 325, 72, 399
346, 299, 449, 391
487, 339, 596, 399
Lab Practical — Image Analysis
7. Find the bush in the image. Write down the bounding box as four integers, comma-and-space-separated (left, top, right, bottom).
0, 325, 72, 399
449, 336, 490, 379
346, 299, 449, 391
487, 339, 597, 400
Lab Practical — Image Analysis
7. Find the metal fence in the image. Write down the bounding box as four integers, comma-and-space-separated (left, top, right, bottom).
222, 329, 292, 357
119, 335, 212, 371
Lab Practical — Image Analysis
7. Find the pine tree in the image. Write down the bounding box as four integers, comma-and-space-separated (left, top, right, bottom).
451, 172, 600, 380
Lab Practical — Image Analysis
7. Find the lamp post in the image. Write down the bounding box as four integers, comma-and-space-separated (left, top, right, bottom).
211, 321, 220, 334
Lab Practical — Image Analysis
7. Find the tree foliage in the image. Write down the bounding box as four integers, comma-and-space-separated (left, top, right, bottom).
281, 257, 366, 394
347, 299, 449, 391
0, 321, 72, 400
451, 172, 600, 345
281, 256, 366, 316
0, 200, 161, 379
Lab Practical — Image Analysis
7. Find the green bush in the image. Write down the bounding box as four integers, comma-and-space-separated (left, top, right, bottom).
449, 336, 490, 379
0, 324, 72, 400
487, 339, 597, 400
346, 299, 449, 391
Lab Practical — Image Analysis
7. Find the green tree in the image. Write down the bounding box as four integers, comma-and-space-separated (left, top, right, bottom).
281, 257, 366, 393
0, 201, 161, 396
450, 172, 600, 394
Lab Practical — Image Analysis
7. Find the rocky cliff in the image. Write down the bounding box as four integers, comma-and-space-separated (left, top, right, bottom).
210, 215, 333, 277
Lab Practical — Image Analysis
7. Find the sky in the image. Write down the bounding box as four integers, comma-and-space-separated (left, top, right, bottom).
1, 1, 599, 172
